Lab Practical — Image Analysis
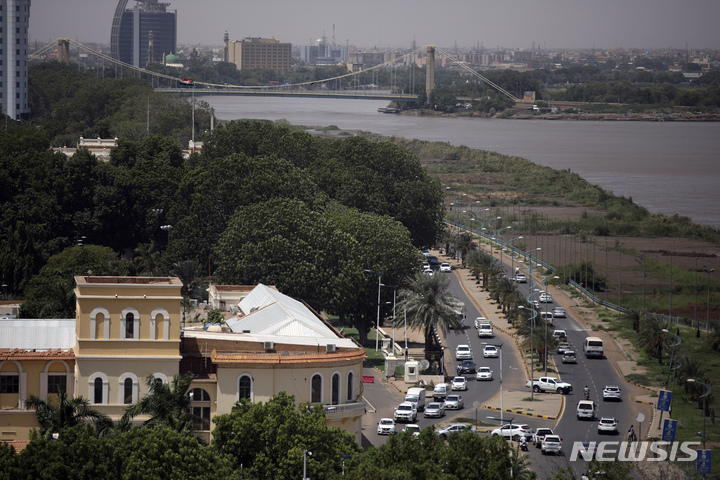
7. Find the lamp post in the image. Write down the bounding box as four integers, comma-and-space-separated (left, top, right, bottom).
658, 328, 681, 427
703, 266, 714, 338
382, 284, 398, 355
509, 236, 523, 275
364, 269, 383, 351
519, 303, 538, 400
687, 379, 710, 451
542, 275, 560, 376
483, 342, 504, 422
303, 450, 312, 480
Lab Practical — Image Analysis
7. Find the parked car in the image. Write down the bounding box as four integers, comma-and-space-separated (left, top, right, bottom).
436, 423, 475, 438
457, 359, 477, 374
377, 418, 396, 435
444, 394, 464, 410
541, 435, 563, 455
455, 344, 472, 360
451, 376, 468, 391
404, 424, 421, 437
440, 263, 452, 272
476, 366, 493, 381
553, 307, 566, 318
483, 345, 499, 358
539, 292, 553, 303
603, 385, 622, 401
491, 424, 534, 440
424, 402, 446, 418
598, 417, 618, 434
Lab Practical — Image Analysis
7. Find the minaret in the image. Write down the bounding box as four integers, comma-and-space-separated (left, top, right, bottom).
147, 31, 155, 66
223, 31, 229, 62
426, 45, 435, 97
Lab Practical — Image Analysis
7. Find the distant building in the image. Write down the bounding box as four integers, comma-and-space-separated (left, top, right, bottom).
1, 0, 32, 120
300, 37, 348, 65
111, 0, 177, 68
227, 37, 291, 72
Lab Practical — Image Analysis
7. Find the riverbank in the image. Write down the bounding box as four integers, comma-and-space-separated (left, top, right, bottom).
399, 109, 720, 122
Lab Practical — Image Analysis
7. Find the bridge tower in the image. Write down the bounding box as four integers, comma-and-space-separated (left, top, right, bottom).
57, 38, 70, 64
426, 45, 435, 97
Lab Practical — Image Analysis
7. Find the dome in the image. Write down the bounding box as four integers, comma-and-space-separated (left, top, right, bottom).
165, 54, 179, 64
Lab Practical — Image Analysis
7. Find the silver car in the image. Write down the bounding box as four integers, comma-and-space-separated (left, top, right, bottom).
424, 402, 446, 418
444, 394, 464, 410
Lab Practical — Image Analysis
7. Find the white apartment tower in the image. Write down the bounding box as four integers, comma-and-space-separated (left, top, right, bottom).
1, 0, 31, 120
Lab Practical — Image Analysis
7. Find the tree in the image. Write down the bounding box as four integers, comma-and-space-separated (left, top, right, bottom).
467, 250, 503, 290
122, 372, 196, 433
212, 392, 361, 479
400, 273, 463, 368
24, 392, 110, 438
454, 232, 477, 266
637, 314, 671, 364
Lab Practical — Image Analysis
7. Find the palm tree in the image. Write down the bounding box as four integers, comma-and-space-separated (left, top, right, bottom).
638, 314, 671, 364
454, 232, 477, 266
488, 277, 520, 314
24, 392, 110, 438
134, 241, 160, 275
468, 250, 503, 290
122, 372, 196, 433
399, 273, 463, 369
622, 307, 646, 332
171, 259, 205, 298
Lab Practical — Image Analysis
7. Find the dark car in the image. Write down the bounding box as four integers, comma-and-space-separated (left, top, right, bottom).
457, 359, 477, 374
428, 256, 441, 269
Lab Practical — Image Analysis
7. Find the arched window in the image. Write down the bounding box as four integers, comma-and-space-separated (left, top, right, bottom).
123, 378, 133, 404
119, 373, 139, 404
93, 377, 103, 404
331, 373, 340, 405
125, 312, 134, 339
347, 371, 354, 402
238, 374, 252, 402
189, 388, 211, 431
311, 374, 322, 404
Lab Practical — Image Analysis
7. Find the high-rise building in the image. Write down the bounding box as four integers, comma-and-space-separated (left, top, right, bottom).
1, 0, 31, 120
111, 0, 176, 68
227, 37, 291, 72
300, 37, 348, 66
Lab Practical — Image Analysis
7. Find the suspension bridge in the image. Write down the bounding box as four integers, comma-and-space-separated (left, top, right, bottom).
35, 39, 523, 105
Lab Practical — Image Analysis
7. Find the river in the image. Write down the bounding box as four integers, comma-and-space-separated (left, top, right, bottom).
202, 96, 720, 227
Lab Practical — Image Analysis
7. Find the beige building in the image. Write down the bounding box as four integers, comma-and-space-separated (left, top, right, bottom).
0, 278, 366, 446
227, 37, 292, 72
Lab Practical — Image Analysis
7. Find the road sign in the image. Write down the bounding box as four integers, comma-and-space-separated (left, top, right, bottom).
657, 390, 673, 412
635, 412, 645, 423
697, 450, 712, 474
661, 418, 677, 442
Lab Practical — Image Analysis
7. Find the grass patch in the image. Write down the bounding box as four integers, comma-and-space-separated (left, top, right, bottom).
521, 397, 543, 402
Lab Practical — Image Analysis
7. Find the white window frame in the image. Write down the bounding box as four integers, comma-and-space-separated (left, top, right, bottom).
90, 307, 110, 339
88, 372, 109, 404
237, 373, 254, 402
118, 372, 139, 404
121, 307, 140, 340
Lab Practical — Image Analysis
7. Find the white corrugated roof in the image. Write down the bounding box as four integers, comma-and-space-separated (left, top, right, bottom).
230, 284, 339, 339
0, 319, 75, 350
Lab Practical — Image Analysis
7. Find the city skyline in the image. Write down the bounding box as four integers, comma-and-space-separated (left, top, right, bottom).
31, 0, 720, 52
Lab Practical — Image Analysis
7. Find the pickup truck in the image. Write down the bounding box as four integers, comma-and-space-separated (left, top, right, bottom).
525, 376, 573, 394
393, 402, 417, 423
532, 427, 554, 448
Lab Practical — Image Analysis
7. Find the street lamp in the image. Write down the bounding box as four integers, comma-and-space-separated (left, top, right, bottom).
686, 379, 711, 450
509, 236, 523, 275
703, 266, 714, 338
303, 450, 312, 480
482, 342, 504, 422
542, 275, 560, 376
364, 269, 383, 351
658, 328, 681, 427
382, 284, 398, 355
519, 303, 538, 400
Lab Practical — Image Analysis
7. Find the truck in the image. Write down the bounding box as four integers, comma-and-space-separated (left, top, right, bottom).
405, 387, 427, 412
477, 318, 493, 338
525, 376, 573, 394
532, 427, 554, 448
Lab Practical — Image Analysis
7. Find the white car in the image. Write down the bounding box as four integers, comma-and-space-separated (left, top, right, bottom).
491, 424, 534, 440
514, 273, 527, 283
474, 316, 488, 329
423, 268, 434, 276
539, 292, 553, 303
440, 263, 452, 272
436, 423, 476, 438
403, 424, 421, 437
541, 435, 563, 455
451, 376, 468, 391
598, 417, 618, 434
393, 402, 417, 423
603, 385, 622, 401
377, 418, 396, 435
424, 402, 446, 418
455, 344, 472, 360
476, 366, 493, 381
553, 307, 566, 318
483, 345, 499, 358
444, 394, 464, 410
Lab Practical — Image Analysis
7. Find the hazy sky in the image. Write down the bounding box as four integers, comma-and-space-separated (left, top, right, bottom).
31, 0, 720, 51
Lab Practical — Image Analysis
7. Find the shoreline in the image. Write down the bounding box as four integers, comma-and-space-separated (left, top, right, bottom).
397, 109, 720, 122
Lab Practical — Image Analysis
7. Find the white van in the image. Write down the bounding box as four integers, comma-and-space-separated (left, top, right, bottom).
583, 337, 604, 358
405, 387, 427, 412
576, 400, 596, 420
433, 383, 449, 402
540, 312, 554, 324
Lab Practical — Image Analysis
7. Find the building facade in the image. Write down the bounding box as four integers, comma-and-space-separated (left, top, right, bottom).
227, 37, 291, 72
1, 0, 31, 120
0, 279, 366, 446
111, 0, 177, 68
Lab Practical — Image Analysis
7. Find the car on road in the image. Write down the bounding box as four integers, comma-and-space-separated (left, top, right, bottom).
424, 402, 446, 418
474, 316, 488, 329
393, 402, 417, 423
532, 300, 540, 309
428, 256, 441, 268
440, 263, 452, 272
576, 400, 596, 420
457, 359, 477, 374
404, 424, 421, 437
491, 424, 534, 440
526, 376, 573, 394
602, 385, 622, 401
377, 418, 396, 435
553, 307, 566, 318
433, 383, 449, 402
541, 435, 563, 455
422, 250, 431, 258
451, 376, 468, 391
556, 342, 572, 355
539, 292, 553, 303
514, 273, 527, 283
553, 329, 567, 340
436, 423, 476, 438
561, 350, 577, 364
444, 394, 464, 410
423, 267, 434, 276
476, 366, 493, 381
483, 345, 499, 358
477, 324, 494, 338
455, 344, 472, 360
598, 417, 619, 434
532, 427, 554, 448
